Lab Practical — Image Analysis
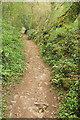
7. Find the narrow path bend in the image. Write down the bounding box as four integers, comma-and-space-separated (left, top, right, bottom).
7, 34, 57, 118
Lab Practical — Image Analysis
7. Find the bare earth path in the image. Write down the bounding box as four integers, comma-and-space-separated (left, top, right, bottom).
7, 34, 57, 118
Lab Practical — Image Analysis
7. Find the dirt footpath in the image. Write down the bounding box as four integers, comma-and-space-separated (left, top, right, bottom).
7, 34, 58, 118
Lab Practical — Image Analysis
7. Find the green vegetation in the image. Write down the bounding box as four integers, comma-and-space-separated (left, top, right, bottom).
2, 22, 25, 85
1, 2, 80, 118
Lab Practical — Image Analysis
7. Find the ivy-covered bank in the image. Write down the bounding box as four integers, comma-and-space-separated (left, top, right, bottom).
2, 22, 25, 84
27, 20, 79, 118
2, 22, 25, 116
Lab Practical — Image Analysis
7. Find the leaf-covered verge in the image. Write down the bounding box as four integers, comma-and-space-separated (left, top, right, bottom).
27, 19, 80, 118
2, 22, 25, 117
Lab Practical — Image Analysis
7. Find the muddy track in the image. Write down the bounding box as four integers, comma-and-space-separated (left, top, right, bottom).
7, 34, 58, 118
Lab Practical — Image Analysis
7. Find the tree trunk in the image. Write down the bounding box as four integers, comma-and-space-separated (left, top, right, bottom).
54, 2, 80, 27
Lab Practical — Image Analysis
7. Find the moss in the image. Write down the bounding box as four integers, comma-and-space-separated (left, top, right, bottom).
54, 2, 80, 27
